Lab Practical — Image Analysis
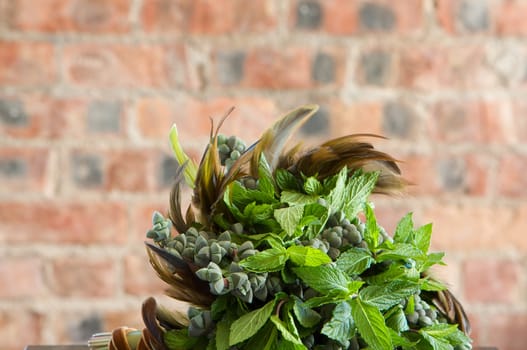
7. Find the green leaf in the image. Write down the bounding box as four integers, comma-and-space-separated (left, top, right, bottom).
244, 203, 275, 224
293, 265, 350, 294
326, 167, 348, 212
274, 205, 304, 237
419, 324, 464, 350
270, 315, 303, 345
239, 248, 288, 272
393, 212, 414, 244
215, 318, 231, 350
364, 203, 379, 250
211, 295, 228, 320
287, 245, 331, 267
243, 321, 278, 350
420, 252, 446, 271
293, 297, 322, 328
385, 306, 409, 332
364, 264, 407, 285
280, 191, 318, 206
169, 124, 198, 188
321, 301, 355, 345
419, 332, 454, 350
302, 202, 330, 240
420, 278, 447, 291
415, 223, 433, 254
164, 329, 199, 350
359, 280, 420, 311
336, 248, 374, 275
444, 328, 472, 346
376, 243, 426, 263
304, 176, 323, 195
342, 171, 379, 219
275, 169, 302, 191
229, 299, 276, 346
350, 297, 392, 350
389, 328, 417, 348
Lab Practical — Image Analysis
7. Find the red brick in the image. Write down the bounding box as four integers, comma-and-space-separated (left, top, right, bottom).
135, 96, 278, 144
328, 100, 383, 137
124, 254, 166, 296
0, 201, 128, 245
463, 258, 522, 304
130, 202, 171, 242
62, 44, 182, 88
398, 153, 489, 196
0, 148, 50, 194
8, 0, 131, 33
496, 0, 527, 36
422, 204, 527, 253
241, 47, 312, 89
0, 257, 46, 298
141, 0, 277, 34
50, 256, 117, 297
292, 0, 423, 35
398, 45, 500, 90
436, 0, 491, 34
512, 99, 527, 142
0, 96, 85, 139
105, 150, 152, 192
0, 42, 56, 86
0, 310, 43, 350
497, 154, 527, 198
486, 313, 527, 350
429, 99, 509, 143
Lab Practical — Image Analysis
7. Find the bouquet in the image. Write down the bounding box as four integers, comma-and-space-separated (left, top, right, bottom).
90, 105, 472, 350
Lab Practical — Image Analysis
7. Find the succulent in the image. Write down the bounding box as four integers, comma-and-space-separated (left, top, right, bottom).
91, 105, 472, 350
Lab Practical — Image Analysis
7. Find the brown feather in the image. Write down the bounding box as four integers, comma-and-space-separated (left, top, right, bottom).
141, 297, 167, 350
284, 134, 406, 194
168, 162, 190, 233
146, 243, 213, 307
192, 108, 234, 225
250, 104, 319, 176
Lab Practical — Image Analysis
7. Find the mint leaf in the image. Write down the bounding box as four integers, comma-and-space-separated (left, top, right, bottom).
420, 252, 446, 271
415, 223, 432, 254
280, 191, 318, 205
343, 171, 379, 219
293, 297, 321, 328
359, 280, 420, 310
420, 323, 459, 338
274, 205, 304, 237
293, 265, 350, 294
393, 212, 414, 244
164, 329, 199, 350
364, 203, 379, 250
302, 202, 330, 240
419, 331, 453, 350
350, 297, 392, 350
270, 315, 303, 345
304, 176, 323, 195
287, 245, 331, 267
336, 248, 374, 275
239, 248, 288, 272
326, 167, 348, 212
389, 328, 417, 348
376, 243, 426, 263
216, 318, 231, 350
229, 299, 276, 346
321, 301, 355, 345
420, 278, 447, 291
385, 306, 409, 332
243, 321, 278, 350
275, 169, 302, 191
211, 295, 228, 319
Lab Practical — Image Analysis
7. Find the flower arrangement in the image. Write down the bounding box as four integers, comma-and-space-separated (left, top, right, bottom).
90, 105, 472, 350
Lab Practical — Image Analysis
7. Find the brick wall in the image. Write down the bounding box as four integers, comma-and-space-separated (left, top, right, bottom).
0, 1, 526, 349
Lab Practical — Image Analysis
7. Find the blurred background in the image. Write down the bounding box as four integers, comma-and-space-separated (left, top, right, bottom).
0, 0, 526, 349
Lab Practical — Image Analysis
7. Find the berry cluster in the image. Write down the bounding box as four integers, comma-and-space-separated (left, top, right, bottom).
217, 134, 246, 169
